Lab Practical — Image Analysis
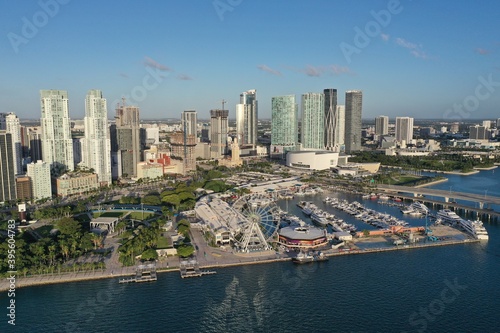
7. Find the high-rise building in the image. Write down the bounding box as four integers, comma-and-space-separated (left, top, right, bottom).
114, 101, 141, 177
395, 117, 414, 144
271, 95, 298, 156
345, 90, 363, 152
27, 160, 52, 201
182, 110, 198, 137
40, 90, 74, 174
28, 127, 43, 162
170, 132, 197, 174
469, 125, 487, 140
210, 109, 229, 158
0, 131, 16, 202
301, 92, 325, 150
236, 89, 258, 147
335, 105, 345, 150
16, 176, 32, 202
375, 116, 389, 136
2, 113, 22, 175
83, 90, 112, 185
324, 89, 337, 151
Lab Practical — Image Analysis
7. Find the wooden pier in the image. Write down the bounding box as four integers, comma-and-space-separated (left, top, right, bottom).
119, 263, 157, 283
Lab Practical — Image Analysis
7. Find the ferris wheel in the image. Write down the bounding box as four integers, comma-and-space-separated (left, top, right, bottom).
232, 194, 281, 252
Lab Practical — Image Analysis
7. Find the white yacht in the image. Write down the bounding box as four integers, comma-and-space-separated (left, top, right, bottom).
436, 209, 463, 225
410, 201, 430, 215
302, 202, 317, 216
459, 218, 489, 240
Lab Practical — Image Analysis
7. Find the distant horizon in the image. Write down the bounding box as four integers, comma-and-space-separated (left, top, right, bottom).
1, 1, 499, 120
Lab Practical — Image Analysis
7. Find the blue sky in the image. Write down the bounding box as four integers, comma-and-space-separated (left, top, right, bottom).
1, 0, 499, 120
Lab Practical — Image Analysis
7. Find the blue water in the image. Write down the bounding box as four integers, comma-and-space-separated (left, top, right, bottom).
3, 171, 500, 333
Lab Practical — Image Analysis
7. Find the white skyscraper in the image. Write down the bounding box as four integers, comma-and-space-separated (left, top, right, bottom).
375, 115, 389, 135
83, 90, 112, 185
182, 110, 198, 137
334, 105, 345, 150
395, 117, 414, 144
301, 92, 325, 150
2, 113, 22, 175
236, 89, 258, 147
40, 90, 74, 174
27, 160, 52, 201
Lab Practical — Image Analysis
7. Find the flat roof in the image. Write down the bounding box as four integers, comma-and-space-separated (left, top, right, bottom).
279, 226, 325, 240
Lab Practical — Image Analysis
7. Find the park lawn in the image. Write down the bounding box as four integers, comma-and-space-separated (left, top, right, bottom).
93, 211, 125, 218
156, 236, 171, 249
35, 224, 55, 238
129, 212, 153, 220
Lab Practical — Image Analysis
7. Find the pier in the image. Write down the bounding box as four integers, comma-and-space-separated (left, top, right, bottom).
180, 258, 217, 278
119, 263, 157, 283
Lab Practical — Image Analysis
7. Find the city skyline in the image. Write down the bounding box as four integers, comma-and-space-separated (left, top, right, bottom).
1, 1, 499, 120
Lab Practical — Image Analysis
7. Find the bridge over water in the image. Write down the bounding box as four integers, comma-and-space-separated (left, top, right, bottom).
377, 184, 500, 213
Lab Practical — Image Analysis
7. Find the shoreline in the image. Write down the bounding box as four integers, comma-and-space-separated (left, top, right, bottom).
0, 237, 479, 292
413, 177, 448, 188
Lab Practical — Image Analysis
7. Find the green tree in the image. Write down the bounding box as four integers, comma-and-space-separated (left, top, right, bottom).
177, 244, 195, 258
141, 248, 158, 261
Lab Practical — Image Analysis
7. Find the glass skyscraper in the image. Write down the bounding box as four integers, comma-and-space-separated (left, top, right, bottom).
271, 95, 298, 156
345, 90, 363, 153
301, 93, 325, 150
236, 89, 258, 147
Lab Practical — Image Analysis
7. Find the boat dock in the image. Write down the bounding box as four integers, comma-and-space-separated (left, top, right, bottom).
180, 258, 217, 278
119, 263, 157, 283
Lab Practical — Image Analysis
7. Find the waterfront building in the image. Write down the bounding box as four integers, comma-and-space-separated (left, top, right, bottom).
334, 105, 345, 151
54, 172, 99, 196
210, 109, 229, 158
278, 226, 328, 248
324, 88, 338, 151
0, 131, 16, 202
182, 110, 198, 137
82, 90, 112, 185
395, 117, 414, 144
236, 89, 258, 147
114, 101, 141, 178
1, 113, 22, 175
27, 160, 51, 201
345, 90, 363, 152
286, 151, 339, 171
375, 115, 389, 135
40, 90, 74, 174
271, 95, 298, 157
301, 92, 325, 150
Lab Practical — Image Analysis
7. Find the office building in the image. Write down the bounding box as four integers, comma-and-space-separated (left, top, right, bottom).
27, 160, 52, 201
0, 131, 16, 202
182, 110, 198, 137
40, 90, 74, 174
27, 127, 43, 162
82, 89, 112, 185
395, 117, 414, 144
271, 95, 298, 157
345, 90, 363, 152
114, 101, 141, 177
324, 89, 338, 151
469, 125, 487, 140
334, 105, 345, 151
236, 89, 258, 146
210, 109, 229, 158
375, 116, 389, 135
301, 92, 325, 150
16, 176, 32, 202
